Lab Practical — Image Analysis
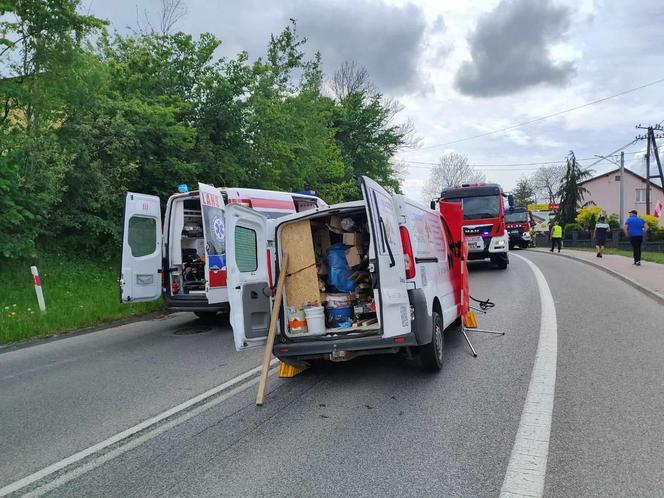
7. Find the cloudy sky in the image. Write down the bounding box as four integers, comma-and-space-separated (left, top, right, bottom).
86, 0, 664, 200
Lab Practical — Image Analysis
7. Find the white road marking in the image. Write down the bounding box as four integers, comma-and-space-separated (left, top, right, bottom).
500, 253, 558, 498
0, 359, 279, 497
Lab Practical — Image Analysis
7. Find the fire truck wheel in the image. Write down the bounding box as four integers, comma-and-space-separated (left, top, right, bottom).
491, 253, 509, 269
419, 311, 444, 371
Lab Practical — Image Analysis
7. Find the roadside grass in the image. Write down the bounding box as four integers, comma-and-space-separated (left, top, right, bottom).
0, 254, 164, 344
567, 247, 664, 264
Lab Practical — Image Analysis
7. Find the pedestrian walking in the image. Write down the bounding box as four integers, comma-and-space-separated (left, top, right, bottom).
550, 221, 563, 253
593, 215, 610, 258
623, 210, 648, 265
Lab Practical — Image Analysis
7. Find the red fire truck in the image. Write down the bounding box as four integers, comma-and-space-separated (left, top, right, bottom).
437, 183, 512, 269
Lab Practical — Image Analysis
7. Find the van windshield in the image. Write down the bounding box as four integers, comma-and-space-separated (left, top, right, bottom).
443, 195, 500, 220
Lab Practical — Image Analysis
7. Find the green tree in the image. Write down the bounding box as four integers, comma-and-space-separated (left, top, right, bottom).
0, 0, 106, 258
556, 151, 593, 226
511, 175, 536, 207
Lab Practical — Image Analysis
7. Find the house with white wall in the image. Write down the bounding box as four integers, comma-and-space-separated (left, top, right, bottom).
579, 168, 664, 217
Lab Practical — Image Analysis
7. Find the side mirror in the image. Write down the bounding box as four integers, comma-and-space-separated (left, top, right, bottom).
507, 194, 514, 207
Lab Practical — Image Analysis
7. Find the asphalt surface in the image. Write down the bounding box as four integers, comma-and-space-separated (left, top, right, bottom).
2, 251, 663, 497
0, 313, 263, 486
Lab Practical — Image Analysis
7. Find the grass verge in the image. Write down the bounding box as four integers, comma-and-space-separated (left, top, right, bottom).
1, 254, 164, 344
567, 247, 664, 264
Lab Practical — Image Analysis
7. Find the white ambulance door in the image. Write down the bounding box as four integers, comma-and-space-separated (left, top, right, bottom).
225, 204, 272, 351
359, 176, 411, 337
198, 183, 227, 304
121, 193, 162, 303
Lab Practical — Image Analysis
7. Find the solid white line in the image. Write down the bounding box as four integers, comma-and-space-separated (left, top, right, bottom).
0, 359, 279, 497
500, 253, 558, 498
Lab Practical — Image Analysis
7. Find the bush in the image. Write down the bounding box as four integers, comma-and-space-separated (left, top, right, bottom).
575, 206, 602, 230
564, 223, 581, 236
607, 213, 620, 229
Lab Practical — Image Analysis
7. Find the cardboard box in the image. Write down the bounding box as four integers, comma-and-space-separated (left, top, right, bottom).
345, 246, 364, 268
342, 232, 365, 246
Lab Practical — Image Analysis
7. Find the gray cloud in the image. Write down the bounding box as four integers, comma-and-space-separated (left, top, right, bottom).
454, 0, 574, 97
294, 2, 427, 94
176, 0, 428, 95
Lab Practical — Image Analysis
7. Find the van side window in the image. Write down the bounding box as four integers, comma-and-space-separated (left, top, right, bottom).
128, 216, 157, 257
235, 226, 258, 272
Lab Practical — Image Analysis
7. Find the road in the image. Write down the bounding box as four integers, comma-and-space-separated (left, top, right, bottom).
1, 252, 663, 497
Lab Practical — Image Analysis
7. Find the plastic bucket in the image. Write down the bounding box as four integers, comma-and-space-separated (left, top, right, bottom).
287, 307, 308, 334
304, 305, 326, 335
326, 304, 353, 328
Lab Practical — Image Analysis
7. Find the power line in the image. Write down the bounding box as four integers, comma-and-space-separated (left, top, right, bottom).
404, 76, 664, 151
399, 148, 648, 169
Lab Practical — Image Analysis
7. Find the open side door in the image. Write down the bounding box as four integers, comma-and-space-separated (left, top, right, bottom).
360, 176, 411, 337
225, 204, 271, 351
121, 192, 162, 303
199, 183, 227, 304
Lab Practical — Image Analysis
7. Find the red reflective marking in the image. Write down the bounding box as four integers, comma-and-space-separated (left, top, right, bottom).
209, 269, 227, 288
249, 198, 295, 210
266, 249, 273, 288
394, 337, 406, 344
33, 275, 41, 286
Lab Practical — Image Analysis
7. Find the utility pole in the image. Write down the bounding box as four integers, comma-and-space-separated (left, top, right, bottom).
635, 124, 664, 215
620, 151, 624, 225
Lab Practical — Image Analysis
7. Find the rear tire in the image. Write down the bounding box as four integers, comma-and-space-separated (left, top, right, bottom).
419, 311, 444, 372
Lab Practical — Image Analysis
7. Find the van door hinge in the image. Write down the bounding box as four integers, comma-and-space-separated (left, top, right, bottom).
368, 263, 375, 273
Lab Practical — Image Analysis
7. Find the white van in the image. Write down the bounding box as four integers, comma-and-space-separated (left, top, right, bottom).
225, 176, 461, 370
119, 184, 326, 318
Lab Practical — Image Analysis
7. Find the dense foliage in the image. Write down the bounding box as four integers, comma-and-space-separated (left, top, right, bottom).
0, 2, 408, 259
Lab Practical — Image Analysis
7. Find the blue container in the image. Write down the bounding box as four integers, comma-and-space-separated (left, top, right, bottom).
326, 305, 353, 328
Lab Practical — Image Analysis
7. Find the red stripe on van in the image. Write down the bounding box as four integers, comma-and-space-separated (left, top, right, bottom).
250, 198, 296, 211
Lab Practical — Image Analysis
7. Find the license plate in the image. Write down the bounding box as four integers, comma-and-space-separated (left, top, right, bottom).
467, 236, 483, 249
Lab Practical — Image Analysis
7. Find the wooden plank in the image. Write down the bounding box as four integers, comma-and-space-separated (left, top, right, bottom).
256, 253, 289, 406
281, 220, 321, 308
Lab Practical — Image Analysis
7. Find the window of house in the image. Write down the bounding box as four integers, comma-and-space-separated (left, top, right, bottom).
635, 188, 646, 203
614, 175, 621, 181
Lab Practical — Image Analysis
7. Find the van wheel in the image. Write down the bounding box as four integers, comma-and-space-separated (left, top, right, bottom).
419, 311, 444, 371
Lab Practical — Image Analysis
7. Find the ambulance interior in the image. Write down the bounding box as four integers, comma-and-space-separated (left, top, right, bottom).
167, 192, 322, 297
278, 207, 381, 339
168, 197, 206, 296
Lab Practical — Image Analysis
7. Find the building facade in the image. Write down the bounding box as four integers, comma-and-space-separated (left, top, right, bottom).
579, 168, 664, 217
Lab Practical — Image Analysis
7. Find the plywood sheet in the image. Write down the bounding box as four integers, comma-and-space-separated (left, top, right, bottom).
281, 220, 321, 309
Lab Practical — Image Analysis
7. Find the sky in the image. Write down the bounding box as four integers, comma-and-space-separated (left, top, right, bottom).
84, 0, 664, 201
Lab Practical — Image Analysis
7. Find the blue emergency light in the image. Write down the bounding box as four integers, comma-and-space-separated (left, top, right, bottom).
177, 184, 189, 193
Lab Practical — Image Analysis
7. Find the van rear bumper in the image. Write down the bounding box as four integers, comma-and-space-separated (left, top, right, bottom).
273, 333, 418, 359
163, 294, 230, 313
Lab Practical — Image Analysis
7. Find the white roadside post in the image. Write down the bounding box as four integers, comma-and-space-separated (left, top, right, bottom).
30, 266, 46, 312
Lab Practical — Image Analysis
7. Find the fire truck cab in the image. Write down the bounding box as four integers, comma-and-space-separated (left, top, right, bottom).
437, 183, 511, 269
505, 206, 533, 249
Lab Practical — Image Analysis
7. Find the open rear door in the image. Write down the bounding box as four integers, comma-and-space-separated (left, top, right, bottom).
360, 176, 410, 337
225, 204, 272, 351
199, 183, 227, 304
121, 192, 162, 303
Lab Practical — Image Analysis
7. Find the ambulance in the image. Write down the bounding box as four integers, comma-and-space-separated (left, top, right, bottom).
224, 176, 464, 370
120, 185, 326, 318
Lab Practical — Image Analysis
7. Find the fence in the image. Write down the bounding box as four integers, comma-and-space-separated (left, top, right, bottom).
536, 230, 664, 252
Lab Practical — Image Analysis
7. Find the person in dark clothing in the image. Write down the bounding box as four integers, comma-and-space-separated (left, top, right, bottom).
593, 215, 610, 258
623, 210, 648, 265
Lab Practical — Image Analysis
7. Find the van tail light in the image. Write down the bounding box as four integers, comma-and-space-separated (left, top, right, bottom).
399, 226, 416, 279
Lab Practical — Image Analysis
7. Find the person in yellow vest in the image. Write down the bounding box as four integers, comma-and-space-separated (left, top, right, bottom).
550, 221, 563, 253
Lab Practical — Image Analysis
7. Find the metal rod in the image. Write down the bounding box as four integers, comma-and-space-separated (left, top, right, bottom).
461, 327, 478, 357
465, 328, 505, 336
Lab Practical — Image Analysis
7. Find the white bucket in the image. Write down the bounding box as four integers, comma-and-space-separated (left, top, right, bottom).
304, 305, 326, 335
